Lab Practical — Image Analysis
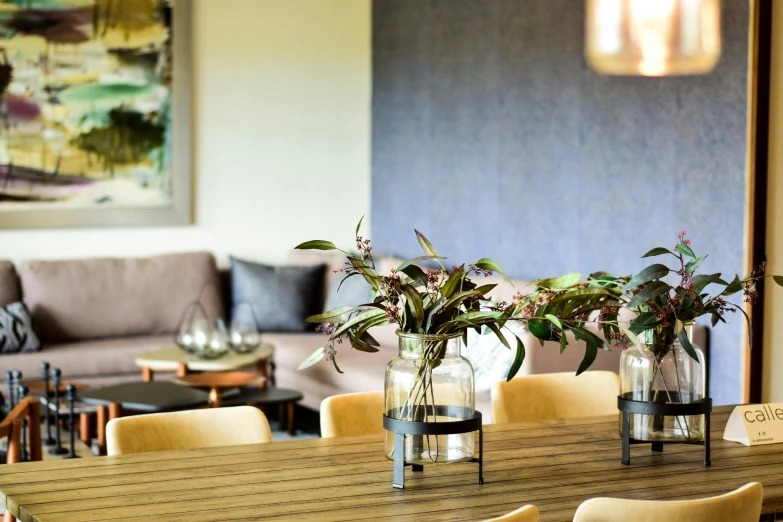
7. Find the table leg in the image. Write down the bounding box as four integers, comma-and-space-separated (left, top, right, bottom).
278, 404, 285, 426
141, 367, 154, 382
96, 406, 107, 455
176, 363, 189, 378
287, 402, 295, 435
108, 403, 122, 421
256, 359, 268, 388
79, 412, 91, 445
209, 387, 222, 408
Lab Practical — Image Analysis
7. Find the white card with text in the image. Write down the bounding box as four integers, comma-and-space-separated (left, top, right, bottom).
723, 404, 783, 446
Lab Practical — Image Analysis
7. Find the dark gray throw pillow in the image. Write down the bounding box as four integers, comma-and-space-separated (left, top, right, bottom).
230, 257, 325, 332
0, 302, 41, 354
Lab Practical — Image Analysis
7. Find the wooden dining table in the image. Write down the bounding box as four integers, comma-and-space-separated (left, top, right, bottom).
0, 405, 781, 521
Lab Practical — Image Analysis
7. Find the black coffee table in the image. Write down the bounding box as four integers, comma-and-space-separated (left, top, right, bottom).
223, 387, 303, 435
78, 381, 209, 453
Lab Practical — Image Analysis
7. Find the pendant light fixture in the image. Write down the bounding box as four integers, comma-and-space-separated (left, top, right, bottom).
586, 0, 721, 76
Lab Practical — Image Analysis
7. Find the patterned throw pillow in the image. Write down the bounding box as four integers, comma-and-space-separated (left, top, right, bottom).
0, 302, 41, 354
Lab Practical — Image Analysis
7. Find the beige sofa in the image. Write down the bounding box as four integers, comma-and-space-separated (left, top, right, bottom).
0, 252, 223, 388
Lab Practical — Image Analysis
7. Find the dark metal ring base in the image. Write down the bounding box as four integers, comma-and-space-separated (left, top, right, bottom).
383, 406, 484, 489
618, 394, 712, 467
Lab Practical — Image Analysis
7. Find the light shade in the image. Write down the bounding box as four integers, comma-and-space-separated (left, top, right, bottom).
586, 0, 721, 76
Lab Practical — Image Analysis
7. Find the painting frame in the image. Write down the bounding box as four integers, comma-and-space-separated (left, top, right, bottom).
0, 1, 192, 230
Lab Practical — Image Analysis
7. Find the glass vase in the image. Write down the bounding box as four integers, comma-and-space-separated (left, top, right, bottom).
384, 331, 475, 465
619, 324, 706, 441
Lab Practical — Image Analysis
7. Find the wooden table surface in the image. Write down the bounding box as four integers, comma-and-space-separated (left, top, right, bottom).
1, 406, 782, 521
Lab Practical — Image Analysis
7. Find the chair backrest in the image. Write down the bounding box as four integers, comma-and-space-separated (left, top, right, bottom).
106, 406, 272, 456
0, 398, 42, 522
0, 397, 42, 464
482, 504, 539, 522
320, 391, 384, 438
491, 371, 619, 424
573, 482, 763, 522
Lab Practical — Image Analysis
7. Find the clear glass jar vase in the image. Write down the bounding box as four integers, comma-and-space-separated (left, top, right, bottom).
384, 331, 475, 465
619, 323, 706, 442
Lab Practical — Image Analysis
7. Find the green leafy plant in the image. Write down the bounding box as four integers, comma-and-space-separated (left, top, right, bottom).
297, 225, 782, 383
507, 231, 783, 368
296, 217, 528, 380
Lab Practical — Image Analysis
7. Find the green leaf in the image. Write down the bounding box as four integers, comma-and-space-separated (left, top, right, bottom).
441, 265, 465, 298
677, 329, 699, 362
723, 275, 743, 295
627, 281, 671, 308
305, 307, 355, 323
506, 335, 526, 381
774, 275, 783, 287
399, 284, 424, 328
550, 287, 614, 304
677, 242, 696, 258
560, 334, 568, 354
330, 308, 386, 339
297, 347, 325, 370
355, 215, 364, 238
332, 354, 344, 374
622, 264, 670, 291
348, 257, 380, 291
620, 326, 641, 351
474, 258, 510, 281
684, 255, 707, 276
629, 312, 660, 333
396, 256, 446, 272
576, 343, 598, 376
414, 229, 439, 257
690, 273, 727, 294
486, 323, 511, 349
572, 326, 607, 352
531, 273, 582, 289
528, 319, 552, 340
350, 335, 380, 353
642, 247, 674, 258
425, 289, 482, 329
400, 264, 428, 287
545, 314, 562, 329
295, 240, 338, 251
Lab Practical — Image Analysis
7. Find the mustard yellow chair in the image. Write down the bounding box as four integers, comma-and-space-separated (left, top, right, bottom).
106, 405, 272, 456
320, 391, 384, 438
482, 504, 539, 521
491, 371, 619, 424
573, 482, 763, 522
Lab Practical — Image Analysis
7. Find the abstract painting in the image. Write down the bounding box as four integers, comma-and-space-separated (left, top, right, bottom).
0, 0, 190, 228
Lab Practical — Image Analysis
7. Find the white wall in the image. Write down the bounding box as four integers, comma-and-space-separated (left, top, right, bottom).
0, 0, 372, 266
762, 1, 783, 402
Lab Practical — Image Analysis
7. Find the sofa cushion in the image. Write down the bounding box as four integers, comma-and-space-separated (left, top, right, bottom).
231, 257, 324, 332
0, 335, 175, 381
19, 252, 223, 343
0, 261, 19, 307
0, 302, 40, 354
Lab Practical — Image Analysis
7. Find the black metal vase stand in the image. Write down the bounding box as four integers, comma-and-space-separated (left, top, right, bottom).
382, 406, 483, 490
618, 394, 712, 467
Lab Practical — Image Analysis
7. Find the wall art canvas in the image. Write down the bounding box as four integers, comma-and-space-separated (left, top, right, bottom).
0, 0, 190, 228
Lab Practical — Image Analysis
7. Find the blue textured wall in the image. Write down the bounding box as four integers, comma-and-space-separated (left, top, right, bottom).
372, 0, 749, 404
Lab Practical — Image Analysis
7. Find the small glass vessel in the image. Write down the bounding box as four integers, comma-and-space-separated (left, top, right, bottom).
619, 323, 706, 441
384, 331, 475, 465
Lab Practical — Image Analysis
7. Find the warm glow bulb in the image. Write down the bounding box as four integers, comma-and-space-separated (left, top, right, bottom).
586, 0, 721, 76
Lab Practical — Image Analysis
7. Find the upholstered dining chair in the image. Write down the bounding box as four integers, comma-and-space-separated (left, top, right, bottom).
491, 371, 619, 423
106, 405, 272, 456
320, 391, 384, 438
573, 482, 763, 522
482, 504, 539, 521
0, 397, 43, 522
